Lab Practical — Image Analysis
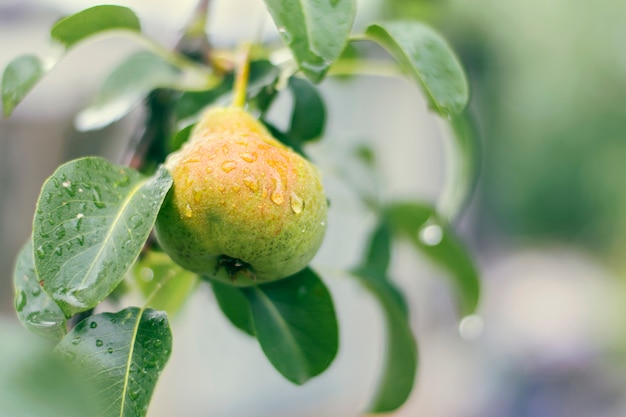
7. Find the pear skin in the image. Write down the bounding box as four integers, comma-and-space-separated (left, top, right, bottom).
155, 107, 327, 286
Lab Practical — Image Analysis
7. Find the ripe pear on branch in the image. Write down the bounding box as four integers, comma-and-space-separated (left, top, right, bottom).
155, 50, 328, 286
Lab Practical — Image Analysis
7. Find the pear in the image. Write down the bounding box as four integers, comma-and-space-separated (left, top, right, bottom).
155, 107, 328, 286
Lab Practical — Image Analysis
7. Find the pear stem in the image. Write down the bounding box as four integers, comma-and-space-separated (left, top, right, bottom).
232, 43, 252, 108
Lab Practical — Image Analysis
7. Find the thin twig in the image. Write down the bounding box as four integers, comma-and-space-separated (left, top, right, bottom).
232, 43, 252, 108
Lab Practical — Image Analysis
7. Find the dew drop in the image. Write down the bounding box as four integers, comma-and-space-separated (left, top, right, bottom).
54, 227, 66, 240
90, 321, 98, 329
36, 246, 46, 259
243, 177, 259, 192
92, 187, 105, 208
131, 214, 144, 228
240, 152, 258, 163
419, 223, 443, 246
54, 246, 63, 256
115, 174, 130, 187
184, 203, 193, 218
71, 337, 81, 345
77, 235, 85, 246
26, 311, 64, 331
221, 160, 236, 173
129, 389, 140, 401
31, 286, 41, 296
95, 339, 103, 347
193, 189, 202, 203
269, 175, 284, 204
277, 27, 293, 44
62, 180, 71, 188
459, 315, 484, 340
300, 58, 330, 76
76, 213, 84, 219
271, 190, 284, 205
140, 267, 154, 282
15, 291, 26, 312
232, 184, 241, 193
108, 347, 114, 354
153, 339, 162, 348
290, 193, 304, 214
206, 166, 213, 174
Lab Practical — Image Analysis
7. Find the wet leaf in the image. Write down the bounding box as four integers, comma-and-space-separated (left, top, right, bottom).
263, 0, 356, 82
211, 280, 255, 336
388, 202, 480, 316
12, 238, 66, 340
243, 267, 338, 384
2, 54, 44, 117
51, 5, 141, 48
365, 22, 469, 116
55, 307, 172, 417
33, 158, 172, 317
132, 251, 198, 317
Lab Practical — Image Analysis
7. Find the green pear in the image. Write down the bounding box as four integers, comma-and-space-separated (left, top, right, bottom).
155, 107, 328, 286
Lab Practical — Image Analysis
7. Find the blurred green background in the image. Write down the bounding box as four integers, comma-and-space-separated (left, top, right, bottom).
2, 0, 626, 416
387, 0, 626, 255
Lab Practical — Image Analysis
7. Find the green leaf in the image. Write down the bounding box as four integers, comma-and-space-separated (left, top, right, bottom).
354, 218, 392, 281
51, 5, 141, 48
76, 51, 216, 131
132, 251, 199, 317
55, 307, 172, 417
359, 277, 418, 413
263, 0, 356, 82
0, 320, 98, 417
288, 76, 326, 142
2, 54, 44, 117
365, 22, 469, 116
13, 238, 67, 340
243, 267, 338, 384
352, 216, 417, 411
353, 217, 408, 317
211, 280, 255, 336
33, 158, 172, 317
438, 112, 481, 221
169, 124, 194, 154
388, 202, 480, 316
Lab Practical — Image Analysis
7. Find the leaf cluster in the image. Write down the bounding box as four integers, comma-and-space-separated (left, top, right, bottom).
3, 2, 480, 416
